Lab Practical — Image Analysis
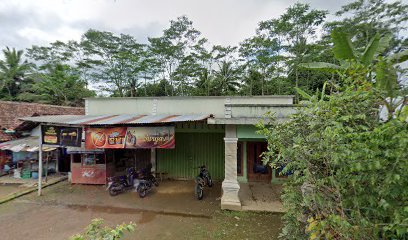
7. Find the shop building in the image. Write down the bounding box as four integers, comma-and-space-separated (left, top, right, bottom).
0, 101, 84, 177
21, 96, 295, 210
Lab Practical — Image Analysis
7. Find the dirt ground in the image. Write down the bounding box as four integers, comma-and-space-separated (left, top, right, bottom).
0, 184, 23, 198
0, 180, 282, 240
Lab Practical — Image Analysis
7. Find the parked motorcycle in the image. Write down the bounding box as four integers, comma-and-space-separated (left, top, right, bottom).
107, 167, 137, 196
195, 165, 213, 200
135, 164, 159, 198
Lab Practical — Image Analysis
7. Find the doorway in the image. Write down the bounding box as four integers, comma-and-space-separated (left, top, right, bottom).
247, 142, 271, 182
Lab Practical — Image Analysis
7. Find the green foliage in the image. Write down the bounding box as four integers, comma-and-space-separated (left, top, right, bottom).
258, 28, 408, 239
31, 64, 95, 106
326, 0, 408, 53
70, 218, 135, 240
0, 47, 33, 99
0, 0, 406, 103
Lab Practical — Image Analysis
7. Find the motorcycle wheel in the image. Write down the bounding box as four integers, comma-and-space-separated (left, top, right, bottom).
153, 178, 159, 187
207, 177, 213, 187
138, 188, 147, 198
109, 186, 119, 197
195, 184, 203, 200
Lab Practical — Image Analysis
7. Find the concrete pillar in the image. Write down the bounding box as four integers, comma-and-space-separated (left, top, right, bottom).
221, 125, 241, 210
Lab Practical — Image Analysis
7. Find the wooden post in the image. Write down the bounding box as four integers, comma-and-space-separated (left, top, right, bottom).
38, 124, 43, 196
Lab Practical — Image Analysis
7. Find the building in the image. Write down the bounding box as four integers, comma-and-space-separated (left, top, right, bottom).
0, 101, 84, 142
21, 96, 296, 210
0, 101, 84, 174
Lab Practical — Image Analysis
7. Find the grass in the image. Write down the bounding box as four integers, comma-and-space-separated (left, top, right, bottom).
190, 210, 283, 240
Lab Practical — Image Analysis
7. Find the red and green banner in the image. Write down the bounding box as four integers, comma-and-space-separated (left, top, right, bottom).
85, 127, 127, 149
85, 126, 175, 149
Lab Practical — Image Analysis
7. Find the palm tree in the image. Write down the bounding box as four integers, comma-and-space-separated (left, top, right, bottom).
213, 61, 241, 95
0, 47, 32, 99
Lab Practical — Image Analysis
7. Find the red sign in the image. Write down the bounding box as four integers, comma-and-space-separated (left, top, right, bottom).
85, 126, 175, 149
71, 165, 107, 185
125, 127, 175, 149
85, 127, 127, 149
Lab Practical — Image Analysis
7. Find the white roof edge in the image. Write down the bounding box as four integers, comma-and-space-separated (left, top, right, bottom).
84, 95, 295, 100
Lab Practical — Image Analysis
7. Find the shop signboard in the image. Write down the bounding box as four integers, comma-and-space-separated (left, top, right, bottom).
125, 126, 175, 149
85, 127, 127, 149
41, 125, 82, 147
85, 126, 175, 149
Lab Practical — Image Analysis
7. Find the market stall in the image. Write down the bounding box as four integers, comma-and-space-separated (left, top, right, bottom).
67, 145, 111, 185
0, 136, 58, 179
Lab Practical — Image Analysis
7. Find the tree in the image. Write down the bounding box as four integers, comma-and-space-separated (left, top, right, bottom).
80, 30, 146, 97
325, 0, 408, 54
148, 16, 206, 96
239, 35, 282, 95
213, 60, 242, 95
258, 3, 328, 90
31, 64, 95, 106
0, 47, 32, 99
259, 29, 408, 239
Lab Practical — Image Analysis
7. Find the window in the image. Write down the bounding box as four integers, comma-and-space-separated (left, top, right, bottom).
82, 153, 105, 166
237, 142, 243, 176
83, 154, 95, 166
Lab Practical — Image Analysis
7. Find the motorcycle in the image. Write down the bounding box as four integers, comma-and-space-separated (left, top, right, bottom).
195, 165, 213, 200
107, 167, 137, 196
135, 165, 159, 198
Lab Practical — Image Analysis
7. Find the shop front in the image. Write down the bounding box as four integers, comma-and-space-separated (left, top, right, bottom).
20, 96, 296, 210
0, 136, 61, 179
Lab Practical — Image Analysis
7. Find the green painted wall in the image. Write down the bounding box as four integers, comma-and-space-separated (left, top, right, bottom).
156, 132, 225, 180
237, 125, 265, 139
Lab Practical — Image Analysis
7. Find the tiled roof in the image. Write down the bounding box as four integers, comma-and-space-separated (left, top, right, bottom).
0, 101, 84, 130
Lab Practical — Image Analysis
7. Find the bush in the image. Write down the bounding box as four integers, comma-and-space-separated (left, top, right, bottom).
258, 65, 407, 239
70, 218, 135, 240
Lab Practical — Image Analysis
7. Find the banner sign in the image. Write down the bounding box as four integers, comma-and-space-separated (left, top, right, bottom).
85, 126, 175, 149
125, 126, 175, 149
85, 127, 127, 149
42, 125, 82, 147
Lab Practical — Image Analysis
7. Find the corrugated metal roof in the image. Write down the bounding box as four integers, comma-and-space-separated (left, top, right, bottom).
19, 114, 212, 126
0, 136, 56, 152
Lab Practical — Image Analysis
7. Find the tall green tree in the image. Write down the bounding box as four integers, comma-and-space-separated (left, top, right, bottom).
32, 64, 95, 106
80, 30, 146, 97
260, 29, 408, 239
326, 0, 408, 53
148, 16, 206, 96
258, 3, 327, 90
0, 47, 32, 99
239, 35, 282, 95
213, 60, 242, 95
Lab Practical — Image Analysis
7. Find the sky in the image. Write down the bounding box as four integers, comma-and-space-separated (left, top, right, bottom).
0, 0, 360, 50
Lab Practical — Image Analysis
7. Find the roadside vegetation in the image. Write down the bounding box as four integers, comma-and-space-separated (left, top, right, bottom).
258, 26, 407, 240
0, 0, 405, 106
70, 218, 135, 240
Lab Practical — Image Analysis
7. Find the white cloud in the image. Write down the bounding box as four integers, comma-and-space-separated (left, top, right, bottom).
0, 0, 364, 50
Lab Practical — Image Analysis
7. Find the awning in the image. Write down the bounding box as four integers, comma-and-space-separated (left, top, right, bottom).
0, 137, 57, 152
66, 143, 104, 154
20, 114, 212, 126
